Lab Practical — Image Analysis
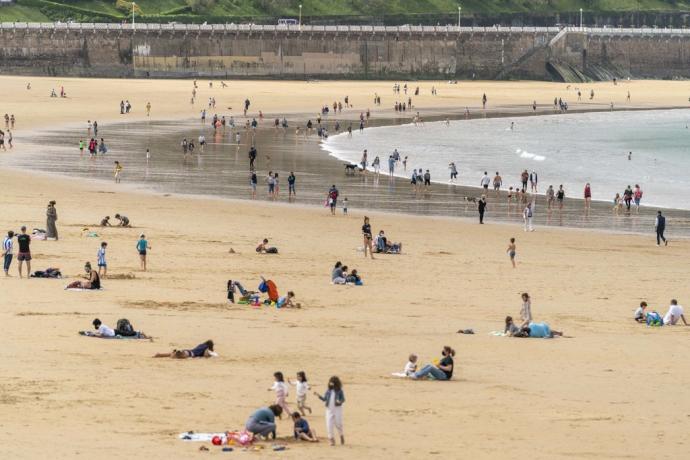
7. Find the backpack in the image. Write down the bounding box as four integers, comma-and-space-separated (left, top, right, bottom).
115, 318, 135, 336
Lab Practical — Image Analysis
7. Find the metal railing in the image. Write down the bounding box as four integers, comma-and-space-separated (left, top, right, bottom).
1, 22, 690, 35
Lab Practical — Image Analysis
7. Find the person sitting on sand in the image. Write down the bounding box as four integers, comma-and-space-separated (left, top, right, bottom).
345, 269, 362, 285
114, 214, 130, 227
277, 291, 299, 308
332, 262, 347, 285
100, 216, 112, 227
90, 318, 115, 337
402, 354, 418, 376
65, 262, 101, 290
504, 316, 527, 337
227, 279, 250, 303
256, 238, 278, 254
634, 301, 648, 322
245, 405, 283, 440
292, 412, 318, 442
663, 299, 688, 326
374, 230, 402, 254
412, 346, 454, 381
153, 340, 216, 359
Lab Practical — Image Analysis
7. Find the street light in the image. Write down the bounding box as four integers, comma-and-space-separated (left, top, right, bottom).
580, 8, 583, 31
458, 5, 461, 29
299, 4, 302, 30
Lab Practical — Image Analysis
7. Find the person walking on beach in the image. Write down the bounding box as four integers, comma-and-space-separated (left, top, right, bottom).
146, 102, 151, 116
114, 161, 123, 183
482, 93, 487, 109
480, 172, 491, 191
2, 230, 14, 276
314, 376, 345, 446
328, 185, 339, 215
288, 172, 296, 198
478, 195, 487, 224
46, 201, 58, 240
584, 183, 592, 215
493, 172, 502, 195
556, 185, 565, 211
623, 185, 633, 212
507, 237, 517, 268
248, 146, 257, 171
423, 170, 431, 190
362, 216, 375, 259
529, 171, 538, 193
449, 162, 458, 183
633, 184, 643, 213
655, 211, 668, 246
521, 170, 529, 192
523, 202, 534, 232
16, 226, 31, 279
97, 241, 108, 278
136, 234, 150, 271
388, 155, 395, 177
546, 185, 555, 210
360, 149, 368, 171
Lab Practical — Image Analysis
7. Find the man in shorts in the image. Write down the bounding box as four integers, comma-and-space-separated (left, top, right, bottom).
480, 172, 490, 191
16, 226, 31, 278
493, 172, 502, 195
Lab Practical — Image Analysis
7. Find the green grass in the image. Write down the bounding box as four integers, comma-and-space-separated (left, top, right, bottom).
2, 0, 690, 23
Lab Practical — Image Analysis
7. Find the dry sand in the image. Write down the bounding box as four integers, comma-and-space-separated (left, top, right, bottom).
1, 76, 689, 459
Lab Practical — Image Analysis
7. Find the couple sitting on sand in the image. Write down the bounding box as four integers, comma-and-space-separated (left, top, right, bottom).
373, 230, 402, 254
394, 346, 455, 381
503, 293, 565, 338
634, 300, 688, 326
331, 261, 363, 285
81, 318, 151, 339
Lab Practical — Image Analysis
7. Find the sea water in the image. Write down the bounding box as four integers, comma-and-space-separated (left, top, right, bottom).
322, 109, 690, 210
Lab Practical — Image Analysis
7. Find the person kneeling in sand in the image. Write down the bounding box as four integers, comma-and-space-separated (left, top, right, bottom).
65, 262, 101, 290
153, 340, 216, 358
292, 412, 318, 442
114, 214, 130, 227
245, 405, 283, 440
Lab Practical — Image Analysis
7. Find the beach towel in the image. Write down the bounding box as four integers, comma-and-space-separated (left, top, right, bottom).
79, 331, 146, 339
178, 432, 227, 442
391, 372, 409, 378
489, 331, 507, 336
65, 287, 103, 291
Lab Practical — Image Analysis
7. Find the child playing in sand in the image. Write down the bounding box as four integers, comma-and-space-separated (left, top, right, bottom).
290, 371, 312, 415
277, 291, 299, 308
269, 371, 291, 415
507, 238, 516, 268
404, 354, 418, 376
292, 412, 318, 442
634, 301, 648, 322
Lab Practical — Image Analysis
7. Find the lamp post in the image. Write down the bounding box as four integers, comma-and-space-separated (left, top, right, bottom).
579, 8, 583, 31
299, 4, 302, 30
458, 5, 461, 29
132, 1, 136, 30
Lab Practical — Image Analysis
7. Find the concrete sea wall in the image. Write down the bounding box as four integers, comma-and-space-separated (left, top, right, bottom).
1, 23, 689, 81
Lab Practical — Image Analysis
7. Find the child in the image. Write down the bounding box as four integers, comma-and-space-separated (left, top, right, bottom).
290, 371, 312, 415
634, 301, 648, 322
97, 241, 108, 278
79, 139, 84, 155
314, 376, 345, 446
343, 198, 348, 215
114, 161, 123, 183
269, 371, 291, 416
277, 291, 299, 308
404, 354, 418, 376
507, 237, 516, 268
136, 234, 150, 271
292, 412, 318, 442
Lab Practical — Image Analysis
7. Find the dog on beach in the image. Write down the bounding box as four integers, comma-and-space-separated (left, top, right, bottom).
463, 196, 477, 204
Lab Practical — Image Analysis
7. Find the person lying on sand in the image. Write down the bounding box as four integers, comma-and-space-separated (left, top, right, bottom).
65, 262, 101, 290
87, 318, 151, 339
512, 322, 565, 338
153, 340, 216, 359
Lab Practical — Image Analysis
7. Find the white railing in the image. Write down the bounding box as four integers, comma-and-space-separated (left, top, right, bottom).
1, 22, 689, 35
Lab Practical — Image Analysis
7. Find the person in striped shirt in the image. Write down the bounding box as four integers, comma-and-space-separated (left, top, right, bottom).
97, 241, 108, 278
2, 230, 13, 276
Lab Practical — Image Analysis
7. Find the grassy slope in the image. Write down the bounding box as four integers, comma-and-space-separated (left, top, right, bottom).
1, 0, 689, 22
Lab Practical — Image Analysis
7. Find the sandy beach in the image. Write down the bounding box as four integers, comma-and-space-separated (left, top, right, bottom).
1, 76, 690, 459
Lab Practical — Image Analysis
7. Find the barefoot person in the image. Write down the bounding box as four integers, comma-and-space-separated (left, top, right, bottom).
153, 340, 216, 358
655, 211, 668, 246
412, 346, 455, 381
65, 262, 101, 290
136, 234, 151, 271
16, 226, 31, 279
507, 238, 517, 268
2, 230, 14, 276
362, 216, 375, 259
245, 405, 282, 440
46, 200, 58, 241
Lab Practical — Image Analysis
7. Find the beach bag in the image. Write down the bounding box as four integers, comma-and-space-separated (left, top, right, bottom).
266, 247, 278, 254
116, 318, 135, 336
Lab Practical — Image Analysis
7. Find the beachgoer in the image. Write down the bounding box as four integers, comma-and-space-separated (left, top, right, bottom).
655, 211, 668, 246
97, 241, 108, 278
245, 405, 282, 439
480, 172, 490, 190
289, 371, 312, 415
292, 412, 318, 442
493, 172, 502, 195
91, 318, 115, 337
362, 216, 375, 259
412, 346, 455, 381
449, 162, 458, 182
478, 196, 487, 224
3, 230, 14, 276
523, 202, 534, 232
332, 262, 347, 285
269, 372, 292, 416
556, 185, 565, 210
65, 262, 101, 290
584, 183, 592, 214
114, 161, 123, 183
520, 293, 532, 326
634, 301, 648, 322
404, 354, 418, 376
136, 234, 150, 271
114, 214, 130, 227
250, 172, 257, 199
314, 376, 345, 446
507, 238, 516, 268
153, 340, 215, 359
16, 226, 31, 278
525, 322, 564, 338
328, 185, 339, 215
663, 299, 687, 326
529, 171, 538, 192
633, 184, 643, 213
546, 185, 555, 210
288, 172, 296, 197
46, 200, 58, 240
